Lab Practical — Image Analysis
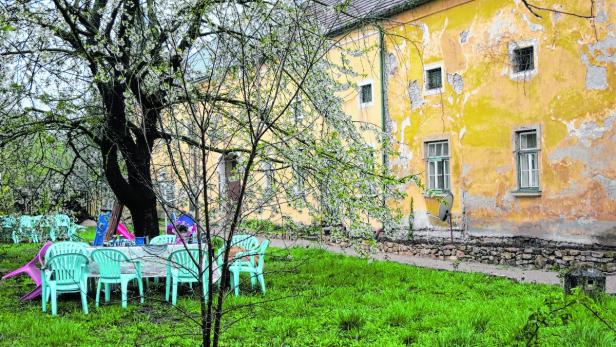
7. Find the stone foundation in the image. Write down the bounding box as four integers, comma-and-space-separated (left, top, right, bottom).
313, 234, 616, 273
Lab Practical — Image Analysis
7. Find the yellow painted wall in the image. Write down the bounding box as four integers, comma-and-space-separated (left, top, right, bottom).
371, 0, 616, 243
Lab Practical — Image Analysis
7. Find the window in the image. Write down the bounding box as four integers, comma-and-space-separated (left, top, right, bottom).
425, 140, 450, 192
516, 130, 540, 190
512, 46, 534, 73
425, 67, 442, 90
359, 82, 372, 106
508, 40, 538, 80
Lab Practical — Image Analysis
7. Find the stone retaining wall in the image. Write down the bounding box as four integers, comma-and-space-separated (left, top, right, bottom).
267, 232, 616, 273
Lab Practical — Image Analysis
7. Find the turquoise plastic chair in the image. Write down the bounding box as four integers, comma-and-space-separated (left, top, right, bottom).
37, 215, 56, 241
54, 214, 72, 240
42, 241, 90, 304
1, 216, 17, 243
229, 240, 269, 296
42, 253, 89, 315
165, 248, 210, 305
151, 235, 176, 245
91, 249, 144, 308
14, 215, 36, 243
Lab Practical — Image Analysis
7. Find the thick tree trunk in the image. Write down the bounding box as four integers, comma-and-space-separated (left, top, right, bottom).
128, 201, 159, 238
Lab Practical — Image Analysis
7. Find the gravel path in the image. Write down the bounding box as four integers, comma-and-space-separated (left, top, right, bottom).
268, 238, 616, 294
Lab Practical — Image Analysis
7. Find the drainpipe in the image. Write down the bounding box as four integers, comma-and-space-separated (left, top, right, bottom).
378, 25, 389, 233
378, 26, 388, 170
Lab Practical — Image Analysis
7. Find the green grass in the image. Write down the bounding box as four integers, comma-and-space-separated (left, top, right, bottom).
0, 243, 615, 346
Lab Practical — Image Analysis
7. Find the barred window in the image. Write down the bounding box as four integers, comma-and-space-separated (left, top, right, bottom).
512, 46, 534, 73
425, 67, 442, 91
359, 83, 372, 105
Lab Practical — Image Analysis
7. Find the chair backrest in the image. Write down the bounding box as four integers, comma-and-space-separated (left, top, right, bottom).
45, 241, 89, 263
257, 239, 270, 270
1, 216, 16, 228
19, 215, 34, 229
169, 248, 207, 279
151, 235, 176, 245
46, 253, 89, 285
55, 214, 72, 228
91, 249, 129, 279
231, 234, 259, 251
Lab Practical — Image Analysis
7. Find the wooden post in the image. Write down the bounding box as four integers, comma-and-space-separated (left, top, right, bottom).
104, 201, 124, 241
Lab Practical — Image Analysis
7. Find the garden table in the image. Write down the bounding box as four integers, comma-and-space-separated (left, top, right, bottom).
84, 245, 221, 282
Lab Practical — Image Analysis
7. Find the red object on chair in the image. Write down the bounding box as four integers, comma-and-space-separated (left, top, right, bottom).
1, 241, 52, 301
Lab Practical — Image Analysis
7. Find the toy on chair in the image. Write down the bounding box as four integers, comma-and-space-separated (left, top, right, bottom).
166, 214, 197, 243
1, 241, 52, 301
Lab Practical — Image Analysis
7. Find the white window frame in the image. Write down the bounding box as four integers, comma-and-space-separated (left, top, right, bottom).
424, 62, 444, 96
425, 140, 450, 192
508, 39, 538, 81
358, 79, 374, 108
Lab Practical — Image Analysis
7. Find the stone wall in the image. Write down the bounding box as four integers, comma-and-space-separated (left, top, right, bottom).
320, 234, 616, 273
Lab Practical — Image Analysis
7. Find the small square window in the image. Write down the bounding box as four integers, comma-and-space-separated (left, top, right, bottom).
512, 46, 535, 73
360, 83, 372, 105
425, 67, 442, 91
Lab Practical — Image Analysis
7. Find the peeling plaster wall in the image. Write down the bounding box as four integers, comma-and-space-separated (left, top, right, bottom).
376, 0, 616, 244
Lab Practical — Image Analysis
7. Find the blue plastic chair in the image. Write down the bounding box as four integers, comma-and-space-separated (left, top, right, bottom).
92, 213, 110, 246
91, 249, 144, 308
229, 240, 270, 296
42, 253, 89, 315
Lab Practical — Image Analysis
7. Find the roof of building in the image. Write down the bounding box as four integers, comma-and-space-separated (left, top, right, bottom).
316, 0, 434, 36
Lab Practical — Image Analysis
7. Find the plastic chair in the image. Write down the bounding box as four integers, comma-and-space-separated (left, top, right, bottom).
13, 215, 34, 243
36, 215, 56, 242
229, 240, 270, 296
91, 249, 144, 308
42, 253, 89, 315
150, 235, 177, 245
54, 214, 72, 240
1, 241, 52, 301
42, 241, 90, 304
165, 248, 210, 305
230, 234, 259, 251
1, 216, 17, 243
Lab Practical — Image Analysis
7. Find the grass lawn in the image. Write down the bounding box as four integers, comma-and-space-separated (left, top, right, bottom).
0, 243, 615, 346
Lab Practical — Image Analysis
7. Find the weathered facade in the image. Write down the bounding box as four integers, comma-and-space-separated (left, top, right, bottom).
331, 0, 616, 245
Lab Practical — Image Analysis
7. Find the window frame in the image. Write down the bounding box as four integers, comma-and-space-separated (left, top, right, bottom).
424, 139, 450, 194
508, 40, 538, 81
358, 80, 374, 108
423, 62, 444, 96
513, 127, 541, 194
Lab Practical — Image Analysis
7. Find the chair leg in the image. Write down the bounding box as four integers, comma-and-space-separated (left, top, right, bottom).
95, 280, 102, 308
171, 278, 178, 306
258, 273, 266, 294
250, 273, 256, 288
165, 276, 170, 302
137, 278, 144, 304
41, 285, 47, 312
121, 280, 128, 308
81, 287, 89, 314
50, 287, 57, 316
104, 283, 110, 302
233, 270, 240, 297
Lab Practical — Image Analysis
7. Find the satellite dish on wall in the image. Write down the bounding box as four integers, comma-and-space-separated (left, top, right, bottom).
438, 192, 454, 221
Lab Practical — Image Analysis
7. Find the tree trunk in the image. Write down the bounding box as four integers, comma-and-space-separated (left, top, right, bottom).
128, 201, 159, 238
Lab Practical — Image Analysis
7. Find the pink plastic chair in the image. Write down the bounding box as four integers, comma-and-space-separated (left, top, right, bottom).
1, 241, 52, 301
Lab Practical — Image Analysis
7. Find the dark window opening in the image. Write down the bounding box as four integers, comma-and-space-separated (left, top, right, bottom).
360, 83, 372, 104
426, 67, 442, 90
513, 46, 535, 73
